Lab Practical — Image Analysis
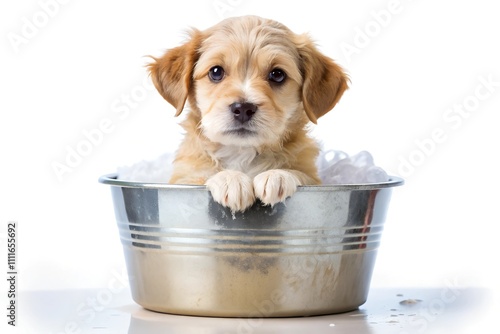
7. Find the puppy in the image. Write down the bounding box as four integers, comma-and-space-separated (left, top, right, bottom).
148, 16, 348, 213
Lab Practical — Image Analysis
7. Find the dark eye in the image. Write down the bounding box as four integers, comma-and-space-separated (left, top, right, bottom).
268, 68, 286, 84
208, 66, 225, 82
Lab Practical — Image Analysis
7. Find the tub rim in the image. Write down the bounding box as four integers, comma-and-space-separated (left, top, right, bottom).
98, 173, 404, 191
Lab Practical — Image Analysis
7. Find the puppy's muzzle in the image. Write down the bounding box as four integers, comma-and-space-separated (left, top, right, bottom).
230, 102, 257, 124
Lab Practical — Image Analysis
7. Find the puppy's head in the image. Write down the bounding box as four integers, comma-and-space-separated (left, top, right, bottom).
149, 16, 348, 147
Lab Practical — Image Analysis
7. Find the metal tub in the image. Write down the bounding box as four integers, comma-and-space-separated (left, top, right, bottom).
99, 174, 403, 317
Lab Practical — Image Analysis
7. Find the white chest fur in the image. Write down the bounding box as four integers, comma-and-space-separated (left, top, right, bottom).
213, 145, 282, 178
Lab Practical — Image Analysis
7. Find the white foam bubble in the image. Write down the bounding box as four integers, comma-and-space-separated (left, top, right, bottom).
317, 150, 389, 184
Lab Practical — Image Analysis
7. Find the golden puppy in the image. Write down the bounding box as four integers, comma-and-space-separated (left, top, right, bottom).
148, 15, 348, 212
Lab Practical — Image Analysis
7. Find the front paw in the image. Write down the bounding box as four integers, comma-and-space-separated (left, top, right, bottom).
253, 170, 301, 207
205, 170, 255, 213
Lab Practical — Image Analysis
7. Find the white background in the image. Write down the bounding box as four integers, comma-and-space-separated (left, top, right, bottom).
1, 0, 499, 300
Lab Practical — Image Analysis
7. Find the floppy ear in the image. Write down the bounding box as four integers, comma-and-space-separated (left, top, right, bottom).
147, 30, 202, 117
297, 35, 349, 124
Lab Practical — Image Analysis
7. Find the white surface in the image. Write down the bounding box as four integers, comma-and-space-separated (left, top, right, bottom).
1, 0, 500, 295
8, 288, 495, 334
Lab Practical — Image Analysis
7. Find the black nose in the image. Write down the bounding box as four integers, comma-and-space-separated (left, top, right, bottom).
230, 102, 257, 123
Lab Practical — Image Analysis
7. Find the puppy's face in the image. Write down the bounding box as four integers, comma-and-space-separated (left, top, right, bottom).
149, 16, 348, 148
193, 19, 303, 147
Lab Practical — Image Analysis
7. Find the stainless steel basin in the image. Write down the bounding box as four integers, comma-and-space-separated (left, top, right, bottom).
99, 174, 403, 317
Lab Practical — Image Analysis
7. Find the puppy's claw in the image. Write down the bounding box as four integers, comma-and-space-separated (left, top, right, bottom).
206, 170, 255, 213
254, 170, 300, 207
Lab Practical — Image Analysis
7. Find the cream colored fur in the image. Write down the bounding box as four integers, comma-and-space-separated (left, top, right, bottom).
148, 16, 348, 212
